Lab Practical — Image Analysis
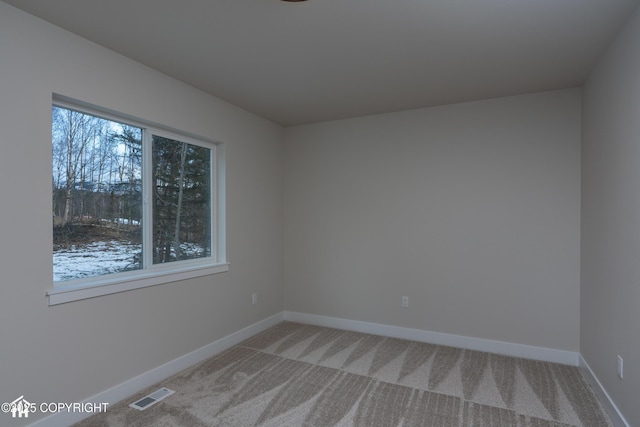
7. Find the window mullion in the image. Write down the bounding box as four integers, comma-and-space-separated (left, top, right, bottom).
142, 129, 153, 269
214, 147, 219, 261
215, 144, 225, 263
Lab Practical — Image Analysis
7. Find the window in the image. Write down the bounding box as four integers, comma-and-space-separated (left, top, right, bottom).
49, 99, 226, 305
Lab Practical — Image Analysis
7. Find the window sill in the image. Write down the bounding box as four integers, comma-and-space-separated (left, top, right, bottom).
47, 262, 229, 305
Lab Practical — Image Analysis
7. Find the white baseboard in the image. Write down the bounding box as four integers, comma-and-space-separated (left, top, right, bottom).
578, 355, 630, 427
27, 312, 284, 427
283, 311, 580, 366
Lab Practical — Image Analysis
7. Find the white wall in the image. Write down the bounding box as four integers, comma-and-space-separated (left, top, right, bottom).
0, 3, 283, 425
582, 5, 640, 425
284, 89, 581, 351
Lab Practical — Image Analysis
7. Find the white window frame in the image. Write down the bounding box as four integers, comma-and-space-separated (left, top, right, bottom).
47, 96, 227, 306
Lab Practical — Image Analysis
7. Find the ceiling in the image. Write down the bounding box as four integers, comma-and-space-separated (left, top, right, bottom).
4, 0, 640, 126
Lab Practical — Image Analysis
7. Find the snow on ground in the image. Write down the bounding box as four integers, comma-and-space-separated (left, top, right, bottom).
53, 240, 141, 282
53, 240, 207, 282
168, 242, 208, 259
100, 218, 141, 225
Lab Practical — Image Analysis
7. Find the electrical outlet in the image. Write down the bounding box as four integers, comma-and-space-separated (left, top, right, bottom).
617, 355, 623, 379
252, 293, 258, 305
401, 296, 409, 308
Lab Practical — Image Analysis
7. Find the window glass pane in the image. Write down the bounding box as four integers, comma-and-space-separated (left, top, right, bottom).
52, 106, 143, 282
152, 136, 211, 264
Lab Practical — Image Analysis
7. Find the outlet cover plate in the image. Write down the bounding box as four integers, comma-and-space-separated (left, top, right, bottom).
617, 355, 623, 379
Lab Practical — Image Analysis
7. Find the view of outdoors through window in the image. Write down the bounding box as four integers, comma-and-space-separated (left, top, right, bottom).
52, 106, 143, 281
152, 135, 211, 265
53, 105, 212, 283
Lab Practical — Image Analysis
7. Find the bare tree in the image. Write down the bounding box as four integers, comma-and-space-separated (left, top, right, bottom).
173, 142, 188, 259
52, 107, 102, 225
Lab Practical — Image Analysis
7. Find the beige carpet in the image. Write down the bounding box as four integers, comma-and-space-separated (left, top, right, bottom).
75, 322, 612, 426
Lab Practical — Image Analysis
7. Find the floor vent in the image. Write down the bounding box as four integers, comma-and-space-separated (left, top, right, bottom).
129, 387, 175, 411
